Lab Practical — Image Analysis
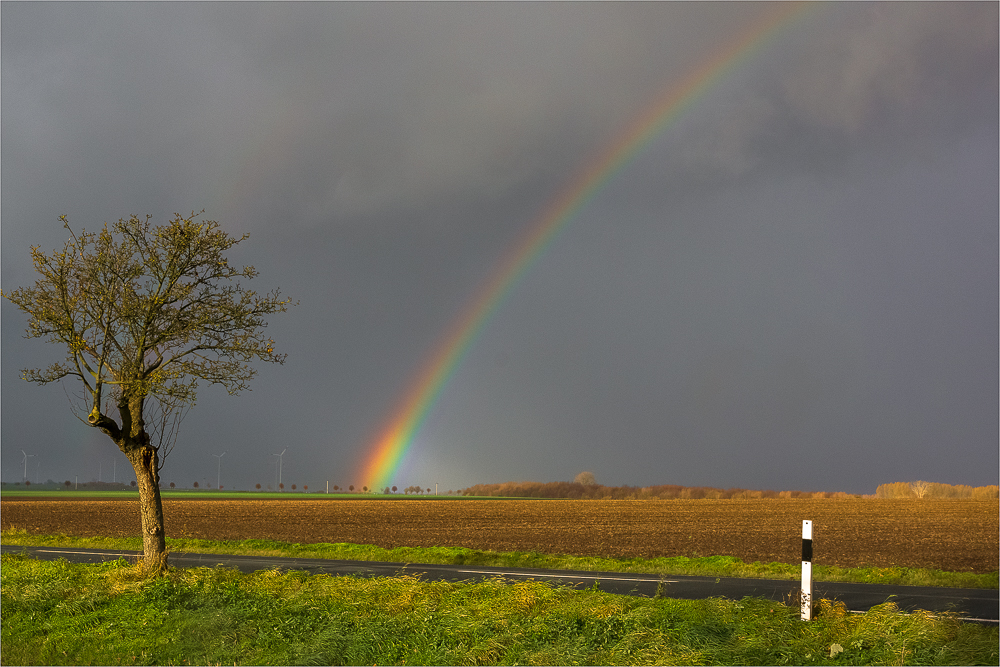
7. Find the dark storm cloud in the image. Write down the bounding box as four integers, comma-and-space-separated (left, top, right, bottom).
3, 2, 996, 494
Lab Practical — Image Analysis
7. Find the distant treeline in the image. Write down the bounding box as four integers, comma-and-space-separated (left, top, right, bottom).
0, 480, 135, 491
875, 481, 998, 500
460, 480, 1000, 500
459, 481, 860, 500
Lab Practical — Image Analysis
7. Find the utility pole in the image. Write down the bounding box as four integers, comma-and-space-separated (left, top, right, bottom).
213, 452, 227, 490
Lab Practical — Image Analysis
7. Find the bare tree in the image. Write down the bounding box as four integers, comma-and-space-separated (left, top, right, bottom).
3, 212, 293, 572
574, 471, 597, 486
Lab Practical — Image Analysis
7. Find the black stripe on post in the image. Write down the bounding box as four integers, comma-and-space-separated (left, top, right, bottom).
802, 538, 813, 563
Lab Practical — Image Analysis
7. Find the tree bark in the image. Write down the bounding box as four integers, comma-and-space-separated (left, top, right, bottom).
124, 437, 168, 573
87, 395, 169, 574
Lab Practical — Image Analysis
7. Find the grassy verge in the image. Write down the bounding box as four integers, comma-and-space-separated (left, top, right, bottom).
3, 552, 996, 666
3, 529, 996, 589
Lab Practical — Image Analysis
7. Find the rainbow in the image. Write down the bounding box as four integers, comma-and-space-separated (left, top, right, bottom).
360, 3, 811, 491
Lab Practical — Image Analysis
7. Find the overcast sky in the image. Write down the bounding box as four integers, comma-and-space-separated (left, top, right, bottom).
2, 2, 997, 495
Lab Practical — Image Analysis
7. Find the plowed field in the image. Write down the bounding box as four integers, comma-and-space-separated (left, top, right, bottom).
2, 498, 996, 573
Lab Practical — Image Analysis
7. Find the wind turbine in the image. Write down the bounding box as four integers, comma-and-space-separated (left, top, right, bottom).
213, 451, 226, 490
21, 450, 35, 484
272, 448, 287, 490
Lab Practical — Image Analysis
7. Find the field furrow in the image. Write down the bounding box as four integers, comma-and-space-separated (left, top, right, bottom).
2, 498, 996, 572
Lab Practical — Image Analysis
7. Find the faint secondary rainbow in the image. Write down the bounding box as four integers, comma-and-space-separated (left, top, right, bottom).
360, 3, 811, 491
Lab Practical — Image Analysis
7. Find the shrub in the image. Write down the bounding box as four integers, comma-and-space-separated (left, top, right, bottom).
876, 481, 996, 500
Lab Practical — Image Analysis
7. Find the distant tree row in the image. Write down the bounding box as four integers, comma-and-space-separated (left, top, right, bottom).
459, 480, 863, 500
0, 480, 138, 491
875, 481, 999, 500
460, 479, 1000, 500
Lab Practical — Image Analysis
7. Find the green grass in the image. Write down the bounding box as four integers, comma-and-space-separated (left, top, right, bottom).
2, 552, 996, 666
3, 529, 996, 589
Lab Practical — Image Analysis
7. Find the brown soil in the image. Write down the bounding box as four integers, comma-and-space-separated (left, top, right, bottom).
2, 498, 996, 573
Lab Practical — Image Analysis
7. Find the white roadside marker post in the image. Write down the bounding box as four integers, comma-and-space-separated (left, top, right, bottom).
801, 519, 813, 620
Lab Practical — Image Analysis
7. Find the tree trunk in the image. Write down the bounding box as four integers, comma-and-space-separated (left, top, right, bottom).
125, 439, 168, 573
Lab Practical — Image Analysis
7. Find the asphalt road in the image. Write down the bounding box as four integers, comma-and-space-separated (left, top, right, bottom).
4, 544, 996, 624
